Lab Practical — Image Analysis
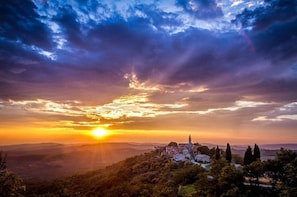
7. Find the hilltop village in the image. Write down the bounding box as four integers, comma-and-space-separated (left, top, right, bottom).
156, 135, 211, 167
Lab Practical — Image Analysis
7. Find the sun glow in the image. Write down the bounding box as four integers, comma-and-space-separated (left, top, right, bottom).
92, 128, 109, 138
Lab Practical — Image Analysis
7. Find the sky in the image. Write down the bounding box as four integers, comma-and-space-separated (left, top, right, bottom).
0, 0, 297, 145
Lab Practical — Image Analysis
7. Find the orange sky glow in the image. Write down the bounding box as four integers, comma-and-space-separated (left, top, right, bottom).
1, 75, 296, 145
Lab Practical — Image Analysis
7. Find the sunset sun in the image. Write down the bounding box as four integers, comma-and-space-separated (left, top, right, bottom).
92, 128, 109, 138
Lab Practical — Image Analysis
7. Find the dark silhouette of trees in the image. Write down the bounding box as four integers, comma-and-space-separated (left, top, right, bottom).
0, 151, 24, 197
244, 146, 253, 165
168, 142, 178, 147
215, 146, 221, 160
253, 144, 261, 161
244, 144, 261, 165
197, 146, 210, 155
226, 143, 232, 163
0, 151, 7, 170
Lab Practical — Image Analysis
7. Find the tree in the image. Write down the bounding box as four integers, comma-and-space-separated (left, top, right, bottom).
0, 151, 24, 197
209, 159, 228, 196
253, 144, 261, 161
215, 146, 221, 160
226, 143, 232, 163
197, 146, 210, 156
244, 160, 264, 187
168, 142, 178, 147
218, 165, 244, 196
264, 148, 297, 196
232, 154, 243, 165
244, 146, 253, 165
0, 151, 7, 170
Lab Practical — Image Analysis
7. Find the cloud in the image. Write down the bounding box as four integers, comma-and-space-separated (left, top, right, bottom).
0, 94, 271, 131
176, 0, 223, 19
0, 0, 296, 140
52, 5, 84, 48
234, 0, 297, 29
192, 100, 270, 115
234, 0, 297, 61
124, 72, 209, 93
0, 0, 53, 49
253, 102, 297, 122
2, 0, 285, 105
3, 99, 84, 116
87, 93, 188, 120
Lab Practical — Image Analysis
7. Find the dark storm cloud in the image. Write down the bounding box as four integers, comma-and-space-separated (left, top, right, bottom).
176, 0, 223, 19
234, 0, 297, 59
0, 0, 296, 105
131, 4, 182, 28
166, 29, 254, 84
0, 0, 53, 49
232, 0, 297, 101
235, 0, 297, 29
0, 0, 58, 101
52, 4, 87, 49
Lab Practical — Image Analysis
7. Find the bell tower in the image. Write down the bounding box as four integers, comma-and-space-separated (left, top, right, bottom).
189, 134, 192, 145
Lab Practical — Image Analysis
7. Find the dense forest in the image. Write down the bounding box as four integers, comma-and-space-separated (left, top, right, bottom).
1, 144, 297, 197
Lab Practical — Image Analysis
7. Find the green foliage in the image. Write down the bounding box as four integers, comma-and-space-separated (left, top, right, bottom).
210, 159, 228, 178
0, 171, 25, 197
27, 151, 181, 196
172, 165, 204, 185
194, 159, 245, 197
193, 172, 211, 197
0, 151, 7, 170
168, 142, 178, 147
226, 143, 232, 163
209, 158, 228, 196
178, 184, 196, 197
232, 154, 243, 165
264, 148, 297, 196
0, 151, 25, 197
244, 160, 264, 187
218, 165, 244, 197
196, 145, 217, 158
197, 146, 210, 156
244, 146, 253, 165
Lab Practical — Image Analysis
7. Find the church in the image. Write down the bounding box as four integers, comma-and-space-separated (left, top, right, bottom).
164, 135, 211, 164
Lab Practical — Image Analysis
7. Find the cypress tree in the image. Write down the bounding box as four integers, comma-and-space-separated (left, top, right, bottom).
0, 151, 7, 170
215, 146, 221, 160
253, 144, 261, 161
244, 146, 253, 165
226, 143, 232, 163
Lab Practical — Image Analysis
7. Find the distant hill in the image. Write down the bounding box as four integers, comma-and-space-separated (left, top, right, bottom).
260, 144, 297, 150
0, 143, 154, 181
202, 143, 297, 151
